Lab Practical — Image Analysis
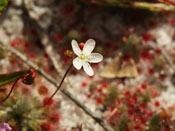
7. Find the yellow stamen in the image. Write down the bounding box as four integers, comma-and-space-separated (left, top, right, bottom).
80, 54, 85, 60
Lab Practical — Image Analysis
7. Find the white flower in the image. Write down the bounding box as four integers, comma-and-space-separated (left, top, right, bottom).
71, 39, 103, 76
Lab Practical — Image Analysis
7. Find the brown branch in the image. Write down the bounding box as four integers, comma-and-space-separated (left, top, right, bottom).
40, 34, 65, 77
0, 42, 113, 131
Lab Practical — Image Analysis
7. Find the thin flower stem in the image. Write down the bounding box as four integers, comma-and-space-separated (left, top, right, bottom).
45, 64, 73, 105
0, 77, 21, 103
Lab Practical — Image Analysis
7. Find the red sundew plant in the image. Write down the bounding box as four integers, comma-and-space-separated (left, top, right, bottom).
43, 97, 55, 107
140, 50, 154, 61
168, 19, 175, 26
0, 72, 61, 130
48, 112, 61, 124
81, 82, 87, 87
0, 89, 57, 130
38, 85, 49, 95
10, 39, 24, 49
102, 84, 175, 130
40, 122, 53, 131
141, 33, 153, 42
154, 48, 162, 55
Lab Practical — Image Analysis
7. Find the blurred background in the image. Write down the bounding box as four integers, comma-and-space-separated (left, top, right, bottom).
0, 0, 175, 131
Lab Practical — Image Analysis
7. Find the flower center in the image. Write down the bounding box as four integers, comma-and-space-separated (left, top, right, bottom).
80, 54, 86, 60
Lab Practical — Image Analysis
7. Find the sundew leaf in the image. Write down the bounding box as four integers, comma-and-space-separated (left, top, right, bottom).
0, 71, 27, 86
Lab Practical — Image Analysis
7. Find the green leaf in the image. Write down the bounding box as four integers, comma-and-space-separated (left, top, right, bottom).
0, 71, 27, 86
0, 0, 8, 12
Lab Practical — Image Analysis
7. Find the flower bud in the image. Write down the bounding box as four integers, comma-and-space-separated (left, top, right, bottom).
64, 50, 73, 58
22, 68, 36, 85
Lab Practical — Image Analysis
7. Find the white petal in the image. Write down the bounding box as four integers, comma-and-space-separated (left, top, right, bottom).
71, 40, 81, 56
83, 39, 95, 56
88, 53, 103, 63
73, 57, 83, 70
83, 61, 94, 76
